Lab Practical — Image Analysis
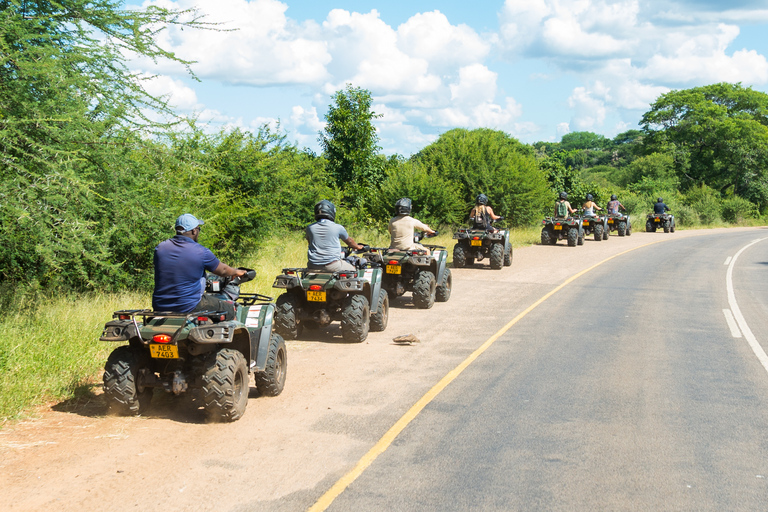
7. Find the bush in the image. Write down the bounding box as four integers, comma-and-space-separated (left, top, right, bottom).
721, 196, 759, 223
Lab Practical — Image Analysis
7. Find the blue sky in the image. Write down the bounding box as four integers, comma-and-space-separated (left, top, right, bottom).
131, 0, 768, 156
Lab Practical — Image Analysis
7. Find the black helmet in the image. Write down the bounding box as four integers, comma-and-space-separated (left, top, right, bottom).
586, 194, 593, 201
657, 197, 663, 203
611, 194, 617, 201
395, 197, 412, 215
314, 199, 336, 221
476, 193, 488, 205
559, 191, 568, 200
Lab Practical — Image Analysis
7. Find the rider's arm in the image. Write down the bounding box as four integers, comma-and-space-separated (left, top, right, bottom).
212, 262, 246, 278
343, 236, 363, 251
487, 206, 501, 220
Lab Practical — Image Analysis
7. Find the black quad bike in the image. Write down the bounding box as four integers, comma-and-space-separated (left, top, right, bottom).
272, 249, 388, 343
579, 214, 609, 242
646, 213, 675, 233
100, 269, 287, 422
452, 219, 512, 269
540, 216, 585, 246
364, 232, 451, 309
605, 212, 632, 236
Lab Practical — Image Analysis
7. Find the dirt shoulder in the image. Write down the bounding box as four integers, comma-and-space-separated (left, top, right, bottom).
1, 228, 760, 511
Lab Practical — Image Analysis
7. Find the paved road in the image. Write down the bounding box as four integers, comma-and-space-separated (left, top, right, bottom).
325, 230, 768, 511
2, 228, 768, 512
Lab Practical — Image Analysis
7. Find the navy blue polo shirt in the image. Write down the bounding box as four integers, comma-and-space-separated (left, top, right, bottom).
152, 235, 220, 312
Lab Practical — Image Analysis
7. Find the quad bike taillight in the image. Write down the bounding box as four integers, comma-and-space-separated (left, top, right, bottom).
388, 260, 399, 266
472, 236, 480, 240
118, 314, 131, 320
309, 284, 322, 291
152, 334, 172, 343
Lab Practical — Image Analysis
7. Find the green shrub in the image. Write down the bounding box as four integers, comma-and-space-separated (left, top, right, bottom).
721, 196, 759, 223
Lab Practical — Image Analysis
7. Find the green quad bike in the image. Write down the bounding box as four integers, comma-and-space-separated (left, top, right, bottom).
605, 212, 632, 236
540, 216, 585, 246
579, 213, 610, 242
452, 218, 512, 269
272, 248, 388, 343
100, 269, 287, 422
364, 232, 452, 309
646, 213, 676, 233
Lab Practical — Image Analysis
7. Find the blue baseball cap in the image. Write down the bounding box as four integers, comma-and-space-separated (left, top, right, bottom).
175, 213, 204, 232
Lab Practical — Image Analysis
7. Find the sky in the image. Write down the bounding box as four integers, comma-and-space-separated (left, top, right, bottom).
130, 0, 768, 156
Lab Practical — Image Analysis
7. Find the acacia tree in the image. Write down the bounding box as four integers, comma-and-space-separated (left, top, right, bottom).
0, 0, 208, 289
318, 84, 383, 205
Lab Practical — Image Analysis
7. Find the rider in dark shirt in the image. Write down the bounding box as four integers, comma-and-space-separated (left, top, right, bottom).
654, 197, 671, 215
153, 214, 246, 320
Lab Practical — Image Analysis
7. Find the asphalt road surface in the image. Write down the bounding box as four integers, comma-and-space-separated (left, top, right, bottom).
2, 227, 768, 512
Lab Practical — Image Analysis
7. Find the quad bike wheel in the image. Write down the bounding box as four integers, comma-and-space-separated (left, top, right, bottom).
504, 242, 512, 266
254, 333, 287, 397
341, 294, 370, 343
412, 270, 437, 309
103, 345, 152, 416
603, 224, 609, 240
663, 221, 670, 233
436, 268, 452, 302
670, 222, 675, 233
617, 221, 627, 236
567, 227, 578, 247
577, 231, 584, 245
275, 293, 302, 340
202, 348, 249, 422
541, 228, 553, 246
370, 288, 389, 332
646, 220, 654, 232
594, 224, 604, 242
489, 242, 504, 269
453, 243, 468, 268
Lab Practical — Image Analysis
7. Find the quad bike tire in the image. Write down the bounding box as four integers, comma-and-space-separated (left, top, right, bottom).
594, 224, 604, 242
603, 224, 609, 240
567, 227, 578, 247
254, 333, 287, 397
453, 243, 468, 268
341, 294, 370, 343
202, 348, 249, 422
617, 221, 627, 236
663, 221, 670, 233
412, 270, 437, 309
646, 220, 655, 232
490, 242, 504, 269
275, 293, 302, 340
436, 268, 452, 302
541, 227, 553, 245
670, 223, 675, 233
103, 345, 152, 416
504, 242, 512, 266
370, 288, 389, 332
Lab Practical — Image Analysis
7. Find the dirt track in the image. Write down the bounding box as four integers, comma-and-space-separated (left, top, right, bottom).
0, 228, 756, 511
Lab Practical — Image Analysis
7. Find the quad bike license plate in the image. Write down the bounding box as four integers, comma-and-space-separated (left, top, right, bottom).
149, 343, 179, 359
554, 225, 563, 230
470, 240, 482, 246
654, 218, 661, 222
386, 264, 402, 274
307, 290, 326, 302
608, 219, 614, 224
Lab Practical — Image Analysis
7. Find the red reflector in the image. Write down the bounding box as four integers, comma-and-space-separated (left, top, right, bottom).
309, 285, 322, 291
472, 237, 480, 240
388, 260, 399, 265
555, 223, 561, 226
286, 270, 295, 275
153, 334, 172, 343
197, 316, 209, 323
118, 315, 130, 320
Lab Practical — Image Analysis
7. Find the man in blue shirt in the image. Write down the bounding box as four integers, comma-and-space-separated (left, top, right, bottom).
152, 214, 246, 319
654, 197, 671, 214
306, 200, 363, 271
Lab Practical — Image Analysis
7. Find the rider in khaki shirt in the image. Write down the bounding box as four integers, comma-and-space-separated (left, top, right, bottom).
388, 198, 435, 252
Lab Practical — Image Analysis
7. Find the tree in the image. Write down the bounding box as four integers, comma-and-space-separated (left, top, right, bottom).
560, 131, 608, 151
319, 84, 383, 205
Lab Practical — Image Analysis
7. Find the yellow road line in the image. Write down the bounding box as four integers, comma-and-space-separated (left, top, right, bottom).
307, 239, 667, 512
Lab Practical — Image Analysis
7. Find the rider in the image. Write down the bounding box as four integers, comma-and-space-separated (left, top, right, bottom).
555, 192, 576, 218
654, 197, 671, 215
152, 214, 246, 320
582, 194, 603, 217
469, 193, 502, 231
388, 198, 436, 252
306, 199, 363, 272
606, 194, 625, 214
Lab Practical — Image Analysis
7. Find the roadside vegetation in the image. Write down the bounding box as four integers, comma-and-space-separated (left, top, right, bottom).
2, 2, 767, 424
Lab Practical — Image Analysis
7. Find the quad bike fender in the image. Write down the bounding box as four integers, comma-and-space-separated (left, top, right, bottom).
252, 303, 276, 371
432, 250, 448, 284
100, 318, 142, 342
359, 268, 384, 311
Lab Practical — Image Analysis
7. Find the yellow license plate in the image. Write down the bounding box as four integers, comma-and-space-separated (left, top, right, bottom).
583, 220, 589, 225
150, 343, 179, 359
470, 240, 482, 246
608, 219, 614, 224
386, 264, 402, 274
554, 225, 562, 230
307, 290, 326, 302
654, 218, 660, 222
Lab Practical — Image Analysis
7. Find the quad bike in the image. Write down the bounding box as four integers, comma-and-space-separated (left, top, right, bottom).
363, 232, 451, 309
605, 212, 632, 236
272, 248, 388, 343
579, 213, 610, 242
646, 213, 675, 233
540, 216, 585, 247
100, 269, 286, 422
452, 218, 512, 269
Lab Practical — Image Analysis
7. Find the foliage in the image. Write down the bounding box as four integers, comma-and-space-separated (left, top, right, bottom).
412, 128, 550, 226
559, 131, 609, 151
721, 196, 759, 223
